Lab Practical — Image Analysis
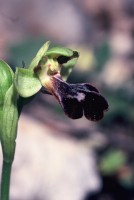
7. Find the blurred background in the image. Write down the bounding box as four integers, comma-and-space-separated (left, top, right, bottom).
0, 0, 134, 199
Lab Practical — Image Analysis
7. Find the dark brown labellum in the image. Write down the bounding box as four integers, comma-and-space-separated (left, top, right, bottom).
42, 75, 108, 121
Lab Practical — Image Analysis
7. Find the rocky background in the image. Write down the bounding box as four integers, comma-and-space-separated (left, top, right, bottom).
0, 0, 134, 199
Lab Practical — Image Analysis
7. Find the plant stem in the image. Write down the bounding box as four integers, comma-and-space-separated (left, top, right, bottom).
0, 160, 12, 200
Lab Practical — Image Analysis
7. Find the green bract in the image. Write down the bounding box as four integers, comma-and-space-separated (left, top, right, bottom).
0, 60, 14, 107
0, 61, 18, 163
0, 60, 14, 127
14, 68, 42, 97
1, 84, 18, 162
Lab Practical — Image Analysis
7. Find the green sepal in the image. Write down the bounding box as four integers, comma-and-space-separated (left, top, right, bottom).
29, 41, 51, 70
0, 60, 14, 126
45, 46, 73, 58
14, 68, 42, 97
1, 84, 18, 162
61, 56, 79, 81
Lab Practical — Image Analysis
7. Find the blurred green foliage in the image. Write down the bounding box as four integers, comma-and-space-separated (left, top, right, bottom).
100, 149, 126, 175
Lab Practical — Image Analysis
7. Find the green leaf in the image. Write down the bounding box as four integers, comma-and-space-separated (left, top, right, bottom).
14, 68, 42, 97
0, 60, 14, 126
45, 46, 73, 58
1, 85, 18, 162
100, 150, 126, 175
61, 56, 78, 81
29, 41, 51, 70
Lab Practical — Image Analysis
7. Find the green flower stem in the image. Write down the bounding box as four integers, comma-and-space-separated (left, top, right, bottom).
0, 160, 12, 200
